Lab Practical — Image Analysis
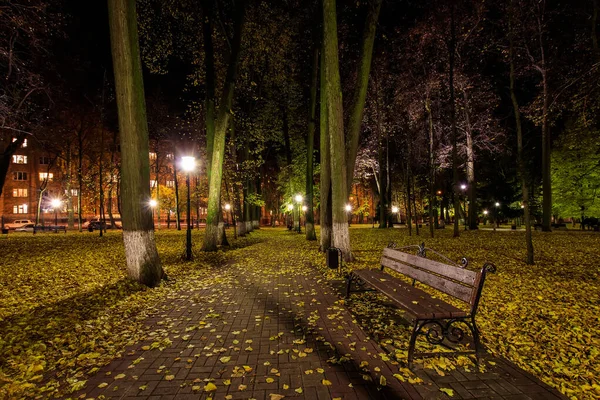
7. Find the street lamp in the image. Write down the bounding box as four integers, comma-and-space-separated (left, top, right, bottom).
392, 206, 399, 224
345, 203, 352, 226
224, 203, 231, 227
181, 156, 196, 260
295, 194, 303, 233
51, 198, 61, 227
493, 202, 500, 231
460, 184, 467, 230
149, 199, 157, 229
287, 203, 294, 230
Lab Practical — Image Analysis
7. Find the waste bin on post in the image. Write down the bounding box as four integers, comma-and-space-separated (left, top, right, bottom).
327, 247, 342, 275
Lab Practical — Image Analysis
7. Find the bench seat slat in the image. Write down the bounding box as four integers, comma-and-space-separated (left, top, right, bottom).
380, 257, 475, 304
382, 248, 478, 286
352, 269, 468, 319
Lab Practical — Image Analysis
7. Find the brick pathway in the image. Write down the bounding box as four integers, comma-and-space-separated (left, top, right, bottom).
72, 232, 566, 400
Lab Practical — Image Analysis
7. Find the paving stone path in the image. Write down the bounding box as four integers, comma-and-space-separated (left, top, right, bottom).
73, 232, 566, 400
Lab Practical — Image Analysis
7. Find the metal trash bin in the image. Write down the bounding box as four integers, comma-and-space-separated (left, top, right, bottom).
327, 247, 342, 274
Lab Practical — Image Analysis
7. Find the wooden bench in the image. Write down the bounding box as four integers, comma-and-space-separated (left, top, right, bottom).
345, 243, 495, 368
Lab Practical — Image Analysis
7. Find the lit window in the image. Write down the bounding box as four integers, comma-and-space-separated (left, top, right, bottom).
39, 157, 50, 165
65, 188, 79, 196
12, 138, 27, 148
13, 188, 28, 197
166, 180, 175, 188
12, 155, 27, 164
13, 204, 28, 214
13, 172, 28, 181
149, 152, 157, 160
39, 172, 54, 181
166, 153, 174, 160
150, 180, 157, 188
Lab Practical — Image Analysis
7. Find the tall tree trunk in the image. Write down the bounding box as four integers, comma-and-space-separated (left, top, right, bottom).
77, 129, 83, 232
306, 45, 319, 241
593, 0, 600, 60
99, 127, 105, 237
509, 8, 534, 264
345, 0, 383, 194
323, 0, 352, 261
108, 0, 162, 286
378, 123, 387, 228
319, 39, 332, 251
449, 5, 460, 238
541, 70, 551, 231
203, 1, 246, 251
65, 144, 75, 229
154, 146, 160, 229
412, 174, 419, 235
426, 97, 434, 238
406, 163, 412, 236
462, 89, 477, 230
202, 0, 216, 183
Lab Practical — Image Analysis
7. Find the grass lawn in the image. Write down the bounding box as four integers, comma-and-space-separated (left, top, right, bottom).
0, 226, 598, 399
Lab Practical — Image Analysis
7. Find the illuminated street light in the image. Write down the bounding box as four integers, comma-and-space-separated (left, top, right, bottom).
392, 206, 399, 214
345, 204, 352, 226
483, 210, 488, 215
495, 202, 500, 207
460, 184, 467, 190
302, 205, 307, 212
287, 204, 294, 211
294, 194, 303, 233
224, 203, 231, 227
149, 199, 157, 229
51, 198, 61, 227
180, 156, 196, 260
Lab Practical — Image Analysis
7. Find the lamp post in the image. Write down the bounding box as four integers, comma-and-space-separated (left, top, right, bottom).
494, 202, 500, 231
483, 209, 488, 226
460, 184, 467, 230
149, 199, 157, 229
392, 206, 399, 225
224, 203, 231, 227
51, 198, 61, 227
181, 156, 196, 260
345, 204, 352, 226
294, 194, 303, 233
287, 203, 294, 230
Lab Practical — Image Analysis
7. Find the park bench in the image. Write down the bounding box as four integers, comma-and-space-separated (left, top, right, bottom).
34, 225, 67, 234
345, 243, 495, 368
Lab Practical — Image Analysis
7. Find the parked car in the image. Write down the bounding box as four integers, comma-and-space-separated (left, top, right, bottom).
5, 219, 34, 229
84, 218, 122, 231
14, 223, 36, 232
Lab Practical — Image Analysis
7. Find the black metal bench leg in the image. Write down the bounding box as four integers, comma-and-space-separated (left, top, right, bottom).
470, 316, 481, 366
345, 274, 353, 298
407, 320, 420, 369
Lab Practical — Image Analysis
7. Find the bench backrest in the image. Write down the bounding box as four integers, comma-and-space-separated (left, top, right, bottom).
380, 247, 483, 308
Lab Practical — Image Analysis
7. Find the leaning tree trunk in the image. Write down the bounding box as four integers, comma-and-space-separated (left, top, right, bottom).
319, 38, 332, 251
345, 0, 383, 195
324, 0, 352, 261
108, 0, 162, 286
509, 9, 534, 264
305, 44, 319, 241
449, 5, 460, 238
203, 1, 245, 251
